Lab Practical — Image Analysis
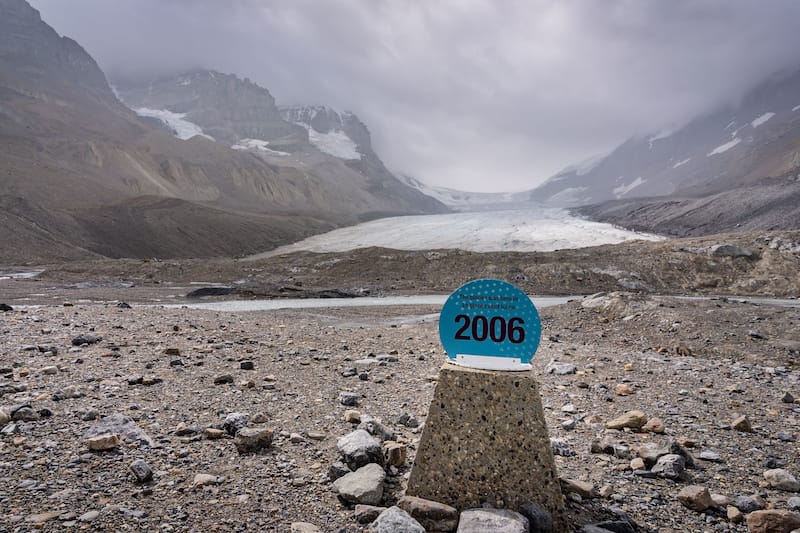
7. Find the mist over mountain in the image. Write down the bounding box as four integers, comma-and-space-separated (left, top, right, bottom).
530, 68, 800, 235
0, 0, 445, 263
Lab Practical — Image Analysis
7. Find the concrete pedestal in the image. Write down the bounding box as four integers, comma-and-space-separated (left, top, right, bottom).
406, 363, 564, 526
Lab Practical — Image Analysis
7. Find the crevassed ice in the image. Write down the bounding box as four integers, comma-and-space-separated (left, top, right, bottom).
751, 112, 775, 128
134, 108, 214, 141
248, 207, 663, 258
707, 138, 741, 156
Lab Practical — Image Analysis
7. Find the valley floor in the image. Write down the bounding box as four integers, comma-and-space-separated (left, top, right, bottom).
0, 233, 799, 531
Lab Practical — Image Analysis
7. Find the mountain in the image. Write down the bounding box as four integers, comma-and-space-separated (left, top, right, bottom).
113, 74, 446, 219
0, 0, 446, 263
530, 68, 800, 235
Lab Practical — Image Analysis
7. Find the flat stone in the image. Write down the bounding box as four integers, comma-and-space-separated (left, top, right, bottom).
86, 433, 121, 451
84, 413, 154, 447
763, 468, 800, 491
328, 460, 351, 482
26, 511, 62, 524
192, 473, 220, 487
333, 463, 385, 505
79, 510, 100, 522
204, 428, 224, 439
397, 495, 458, 532
369, 506, 424, 533
745, 510, 800, 533
677, 485, 713, 512
290, 523, 321, 532
560, 478, 597, 499
355, 504, 386, 524
337, 429, 384, 470
406, 363, 565, 529
457, 509, 529, 533
606, 410, 647, 430
214, 374, 234, 385
699, 450, 722, 462
72, 334, 102, 346
545, 361, 577, 375
234, 427, 274, 454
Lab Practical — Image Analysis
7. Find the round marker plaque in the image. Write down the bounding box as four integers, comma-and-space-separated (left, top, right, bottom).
439, 278, 541, 371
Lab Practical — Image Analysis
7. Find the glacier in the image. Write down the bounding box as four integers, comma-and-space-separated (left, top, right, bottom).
248, 207, 662, 258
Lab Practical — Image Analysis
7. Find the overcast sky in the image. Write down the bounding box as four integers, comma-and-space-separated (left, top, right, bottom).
29, 0, 800, 192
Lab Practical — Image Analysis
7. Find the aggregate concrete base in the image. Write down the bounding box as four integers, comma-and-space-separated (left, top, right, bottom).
406, 362, 565, 527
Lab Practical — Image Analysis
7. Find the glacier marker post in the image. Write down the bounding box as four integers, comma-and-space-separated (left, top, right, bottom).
406, 279, 565, 526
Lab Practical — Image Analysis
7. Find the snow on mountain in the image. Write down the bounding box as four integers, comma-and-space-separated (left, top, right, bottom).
751, 112, 775, 128
707, 137, 741, 156
254, 206, 662, 257
231, 138, 289, 156
134, 107, 214, 140
281, 105, 362, 160
613, 177, 646, 198
306, 128, 360, 159
673, 157, 691, 169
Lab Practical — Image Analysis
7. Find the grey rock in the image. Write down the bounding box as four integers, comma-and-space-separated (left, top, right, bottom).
213, 374, 234, 385
763, 469, 800, 491
129, 460, 153, 483
359, 415, 396, 442
240, 361, 255, 370
79, 510, 100, 522
783, 392, 796, 403
560, 478, 597, 499
545, 361, 577, 375
328, 460, 351, 481
11, 406, 39, 422
84, 413, 154, 447
397, 412, 419, 428
457, 508, 529, 533
234, 427, 274, 454
290, 523, 321, 533
788, 497, 800, 511
551, 438, 577, 457
592, 520, 637, 533
709, 244, 756, 258
733, 494, 766, 513
519, 501, 554, 533
776, 432, 796, 442
223, 412, 250, 436
698, 450, 722, 462
591, 437, 631, 459
72, 334, 102, 346
337, 429, 384, 470
369, 506, 424, 533
339, 392, 360, 406
333, 463, 385, 505
652, 454, 686, 480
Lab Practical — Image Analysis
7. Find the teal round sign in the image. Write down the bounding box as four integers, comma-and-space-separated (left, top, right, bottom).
439, 279, 541, 371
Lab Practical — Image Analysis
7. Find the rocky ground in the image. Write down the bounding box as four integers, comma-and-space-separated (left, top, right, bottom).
0, 289, 798, 532
1, 232, 799, 532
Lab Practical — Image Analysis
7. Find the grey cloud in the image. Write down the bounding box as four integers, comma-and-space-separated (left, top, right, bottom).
29, 0, 800, 191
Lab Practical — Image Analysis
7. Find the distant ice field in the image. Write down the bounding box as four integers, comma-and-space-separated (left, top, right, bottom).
249, 207, 663, 258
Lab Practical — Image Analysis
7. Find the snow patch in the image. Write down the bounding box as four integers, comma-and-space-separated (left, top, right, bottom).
231, 138, 289, 156
134, 108, 214, 141
707, 138, 741, 156
306, 128, 361, 160
613, 177, 645, 198
751, 112, 775, 128
647, 129, 674, 149
793, 104, 800, 112
724, 120, 737, 131
673, 157, 691, 169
